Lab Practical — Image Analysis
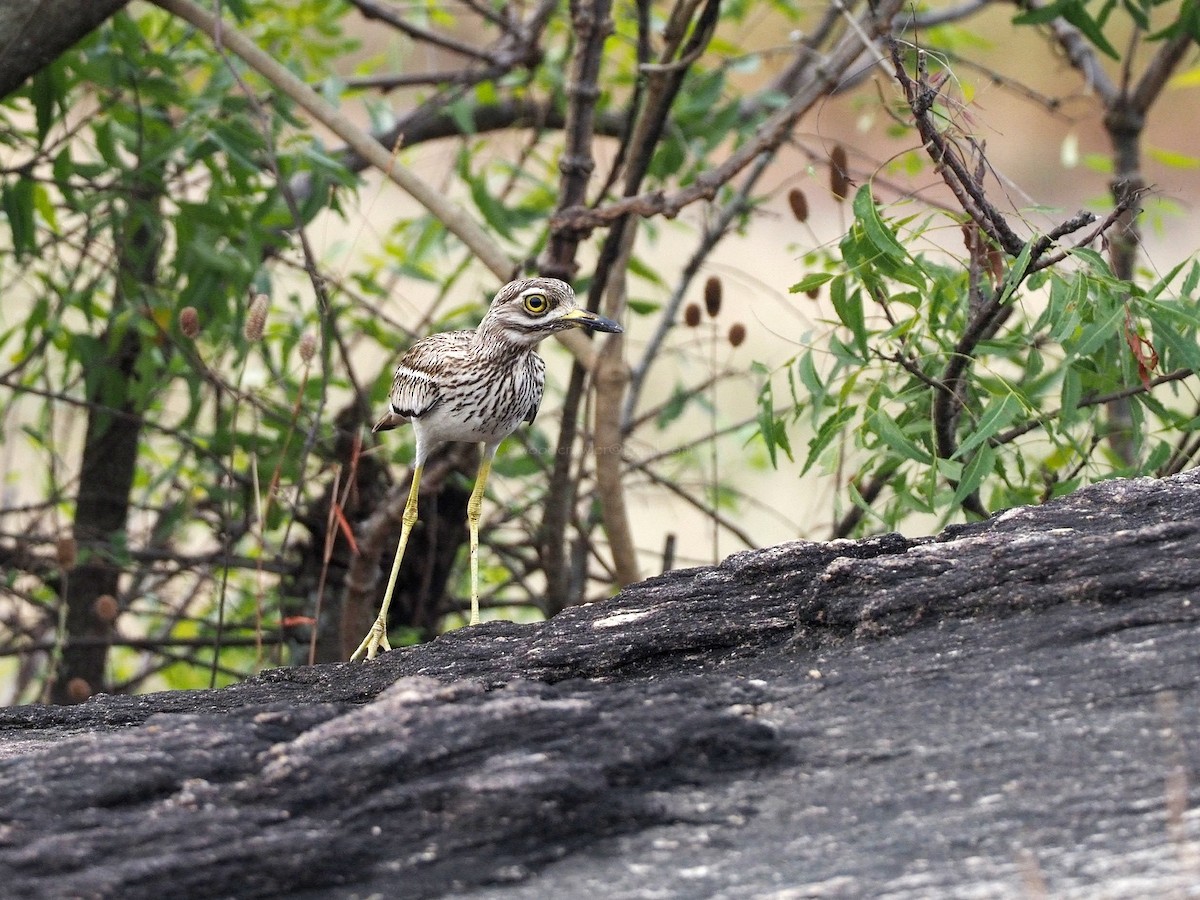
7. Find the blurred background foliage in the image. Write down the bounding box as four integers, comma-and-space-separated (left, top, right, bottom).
0, 0, 1197, 703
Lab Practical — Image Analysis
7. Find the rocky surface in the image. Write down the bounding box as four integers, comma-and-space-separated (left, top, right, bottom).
2, 472, 1199, 898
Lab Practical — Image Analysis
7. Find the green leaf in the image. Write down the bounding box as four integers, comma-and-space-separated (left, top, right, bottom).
1047, 273, 1087, 343
998, 238, 1035, 305
29, 63, 64, 145
756, 381, 793, 467
1149, 309, 1200, 371
1013, 0, 1071, 25
796, 351, 828, 411
1060, 366, 1083, 425
803, 407, 856, 474
32, 183, 59, 234
1014, 0, 1119, 58
1144, 257, 1190, 302
656, 384, 692, 429
1181, 261, 1200, 298
1121, 0, 1150, 30
461, 161, 512, 238
1070, 301, 1126, 358
830, 277, 869, 360
627, 255, 667, 288
870, 409, 932, 464
2, 177, 36, 258
1147, 146, 1200, 170
952, 444, 995, 507
955, 392, 1021, 458
852, 184, 908, 263
1060, 2, 1121, 59
649, 133, 686, 179
445, 98, 477, 136
626, 299, 661, 315
790, 272, 835, 293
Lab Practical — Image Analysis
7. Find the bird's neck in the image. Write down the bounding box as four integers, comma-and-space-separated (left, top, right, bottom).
472, 316, 538, 356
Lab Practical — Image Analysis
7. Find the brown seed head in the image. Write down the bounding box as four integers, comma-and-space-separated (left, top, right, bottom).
93, 594, 120, 624
56, 535, 77, 569
66, 677, 93, 703
298, 331, 318, 365
805, 286, 821, 300
179, 306, 201, 339
787, 188, 809, 223
728, 323, 746, 347
244, 294, 269, 342
704, 276, 723, 318
830, 144, 850, 202
684, 303, 702, 328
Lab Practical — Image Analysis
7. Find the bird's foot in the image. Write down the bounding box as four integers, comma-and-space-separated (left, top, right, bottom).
349, 619, 391, 661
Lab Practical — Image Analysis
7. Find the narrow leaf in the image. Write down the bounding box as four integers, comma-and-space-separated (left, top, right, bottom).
852, 185, 908, 263
955, 393, 1021, 458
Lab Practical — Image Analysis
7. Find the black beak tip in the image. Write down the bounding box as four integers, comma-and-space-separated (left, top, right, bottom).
585, 316, 623, 334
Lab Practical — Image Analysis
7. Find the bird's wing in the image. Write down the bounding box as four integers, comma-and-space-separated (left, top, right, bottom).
523, 353, 547, 425
376, 331, 471, 430
388, 365, 440, 418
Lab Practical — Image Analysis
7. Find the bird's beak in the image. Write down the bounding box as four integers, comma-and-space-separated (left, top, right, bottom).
559, 307, 623, 333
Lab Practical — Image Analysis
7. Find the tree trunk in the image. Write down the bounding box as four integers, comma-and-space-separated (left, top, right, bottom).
52, 181, 161, 704
1102, 97, 1144, 465
0, 1, 130, 99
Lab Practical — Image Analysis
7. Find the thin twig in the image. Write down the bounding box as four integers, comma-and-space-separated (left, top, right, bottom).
622, 152, 773, 431
347, 0, 504, 64
992, 368, 1196, 446
553, 0, 908, 235
152, 0, 516, 281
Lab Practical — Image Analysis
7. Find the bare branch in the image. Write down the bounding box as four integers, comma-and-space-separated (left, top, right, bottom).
347, 0, 504, 64
540, 0, 615, 281
1017, 0, 1120, 104
1130, 29, 1194, 115
906, 0, 990, 28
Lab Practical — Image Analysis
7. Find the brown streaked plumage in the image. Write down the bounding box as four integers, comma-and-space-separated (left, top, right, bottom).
351, 277, 622, 661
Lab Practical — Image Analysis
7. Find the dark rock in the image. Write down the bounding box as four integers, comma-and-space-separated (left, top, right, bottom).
2, 472, 1199, 898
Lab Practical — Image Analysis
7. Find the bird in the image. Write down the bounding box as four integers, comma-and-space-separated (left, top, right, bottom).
350, 277, 623, 661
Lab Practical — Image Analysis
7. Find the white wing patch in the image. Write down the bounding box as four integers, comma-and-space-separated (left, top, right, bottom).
390, 364, 441, 419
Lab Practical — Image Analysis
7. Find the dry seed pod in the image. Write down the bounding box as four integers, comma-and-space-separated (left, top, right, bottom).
66, 677, 93, 703
805, 285, 821, 300
704, 276, 723, 318
987, 246, 1005, 284
684, 303, 702, 327
830, 144, 850, 202
244, 294, 269, 342
56, 535, 77, 569
93, 594, 120, 624
298, 331, 318, 365
179, 306, 201, 339
961, 222, 978, 253
728, 323, 746, 347
787, 188, 809, 223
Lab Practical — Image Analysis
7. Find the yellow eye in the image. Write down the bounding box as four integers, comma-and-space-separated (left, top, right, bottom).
523, 292, 549, 315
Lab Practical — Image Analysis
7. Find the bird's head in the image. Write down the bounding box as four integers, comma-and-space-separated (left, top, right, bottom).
478, 278, 623, 348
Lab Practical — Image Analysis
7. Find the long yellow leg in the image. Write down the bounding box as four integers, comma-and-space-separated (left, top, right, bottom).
351, 465, 423, 660
465, 448, 496, 626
